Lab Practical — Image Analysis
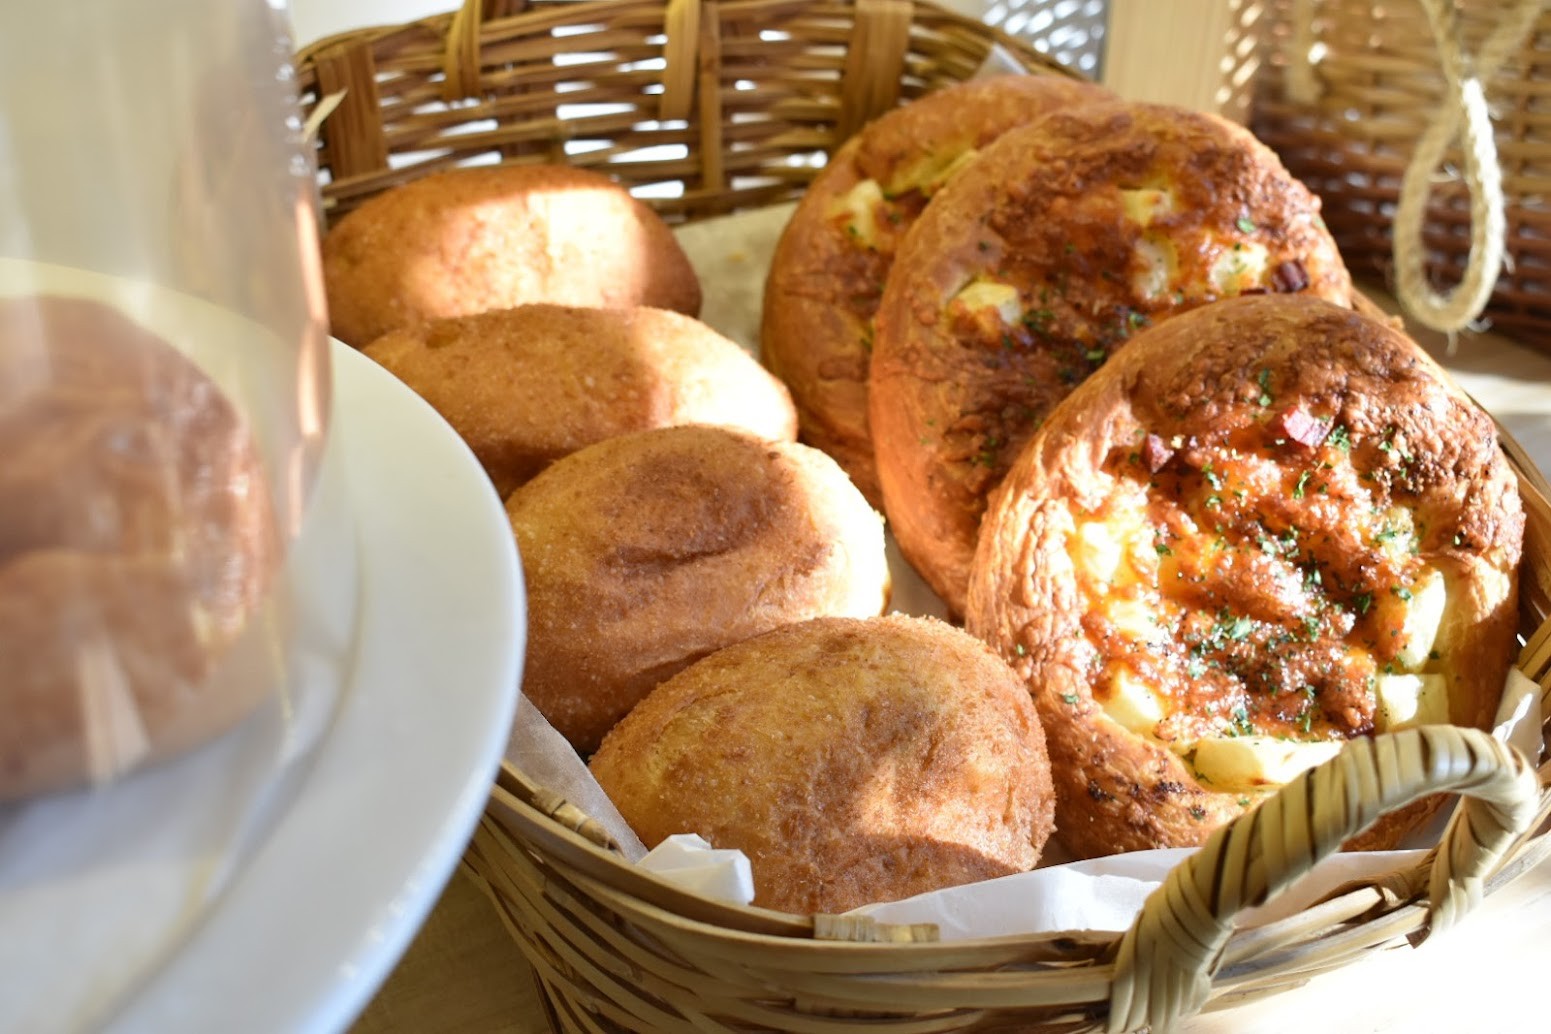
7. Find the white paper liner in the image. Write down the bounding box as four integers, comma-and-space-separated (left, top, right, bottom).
505, 202, 1549, 937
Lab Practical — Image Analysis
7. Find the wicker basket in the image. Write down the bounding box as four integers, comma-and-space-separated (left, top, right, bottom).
1253, 0, 1551, 344
294, 2, 1551, 1030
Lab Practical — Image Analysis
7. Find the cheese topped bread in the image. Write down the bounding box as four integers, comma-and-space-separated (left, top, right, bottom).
967, 294, 1522, 857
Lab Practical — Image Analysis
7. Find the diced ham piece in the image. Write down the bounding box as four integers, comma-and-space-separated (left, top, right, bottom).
1278, 406, 1330, 448
1270, 259, 1310, 293
1142, 433, 1175, 472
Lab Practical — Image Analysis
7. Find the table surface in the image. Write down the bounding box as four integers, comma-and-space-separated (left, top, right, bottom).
284, 6, 1551, 1033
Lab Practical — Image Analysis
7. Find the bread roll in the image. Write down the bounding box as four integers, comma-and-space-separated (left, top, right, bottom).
509, 425, 890, 752
0, 295, 278, 799
966, 294, 1522, 857
762, 74, 1113, 505
870, 99, 1352, 615
322, 163, 701, 347
590, 614, 1055, 914
364, 303, 798, 498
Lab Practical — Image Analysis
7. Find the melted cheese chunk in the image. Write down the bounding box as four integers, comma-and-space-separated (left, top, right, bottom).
1074, 519, 1126, 586
1397, 568, 1448, 669
1105, 669, 1166, 736
1192, 735, 1343, 790
1120, 187, 1176, 226
1375, 672, 1449, 730
1134, 235, 1176, 301
828, 178, 887, 249
1072, 515, 1152, 590
1107, 597, 1158, 642
952, 279, 1022, 326
1209, 241, 1269, 295
888, 148, 979, 198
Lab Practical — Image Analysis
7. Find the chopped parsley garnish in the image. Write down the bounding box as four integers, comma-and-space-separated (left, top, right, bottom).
1236, 216, 1257, 233
1326, 425, 1352, 452
1223, 615, 1254, 640
1257, 368, 1273, 406
1294, 470, 1311, 498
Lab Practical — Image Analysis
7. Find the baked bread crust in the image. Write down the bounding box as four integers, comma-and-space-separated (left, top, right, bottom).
508, 425, 890, 753
322, 164, 702, 347
590, 614, 1055, 914
966, 294, 1522, 857
870, 99, 1352, 615
364, 304, 798, 498
762, 74, 1111, 505
0, 296, 278, 799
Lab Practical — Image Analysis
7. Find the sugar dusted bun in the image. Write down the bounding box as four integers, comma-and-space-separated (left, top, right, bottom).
509, 425, 890, 753
967, 294, 1522, 857
871, 98, 1352, 615
590, 614, 1055, 914
322, 163, 702, 347
364, 303, 798, 498
0, 295, 278, 799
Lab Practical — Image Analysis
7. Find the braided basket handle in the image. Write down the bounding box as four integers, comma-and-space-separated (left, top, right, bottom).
1107, 725, 1540, 1034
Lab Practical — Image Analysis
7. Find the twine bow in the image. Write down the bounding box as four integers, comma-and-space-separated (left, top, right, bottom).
1288, 0, 1546, 335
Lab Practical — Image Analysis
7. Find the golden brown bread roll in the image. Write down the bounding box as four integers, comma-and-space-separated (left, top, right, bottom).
364, 303, 799, 498
0, 295, 278, 799
322, 163, 702, 347
966, 294, 1522, 857
590, 614, 1055, 914
508, 425, 890, 753
761, 74, 1113, 505
870, 99, 1352, 615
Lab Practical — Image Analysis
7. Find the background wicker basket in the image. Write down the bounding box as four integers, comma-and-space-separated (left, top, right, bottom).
294, 2, 1551, 1030
1253, 0, 1551, 343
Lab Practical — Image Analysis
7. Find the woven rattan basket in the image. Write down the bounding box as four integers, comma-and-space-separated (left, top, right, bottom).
295, 2, 1551, 1030
1253, 0, 1551, 344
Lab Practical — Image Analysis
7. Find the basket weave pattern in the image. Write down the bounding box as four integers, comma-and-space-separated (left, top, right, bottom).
296, 0, 1076, 226
295, 3, 1551, 1030
1253, 0, 1551, 344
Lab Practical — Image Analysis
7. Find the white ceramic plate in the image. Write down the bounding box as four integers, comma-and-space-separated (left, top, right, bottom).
103, 341, 525, 1034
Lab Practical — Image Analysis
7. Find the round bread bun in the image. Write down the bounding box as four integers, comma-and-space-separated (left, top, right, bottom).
508, 425, 891, 753
364, 304, 798, 498
590, 614, 1055, 914
870, 99, 1353, 615
966, 293, 1523, 858
322, 163, 702, 347
0, 295, 278, 800
762, 73, 1112, 505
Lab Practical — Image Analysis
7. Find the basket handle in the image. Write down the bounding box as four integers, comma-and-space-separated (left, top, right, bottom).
1107, 725, 1540, 1034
